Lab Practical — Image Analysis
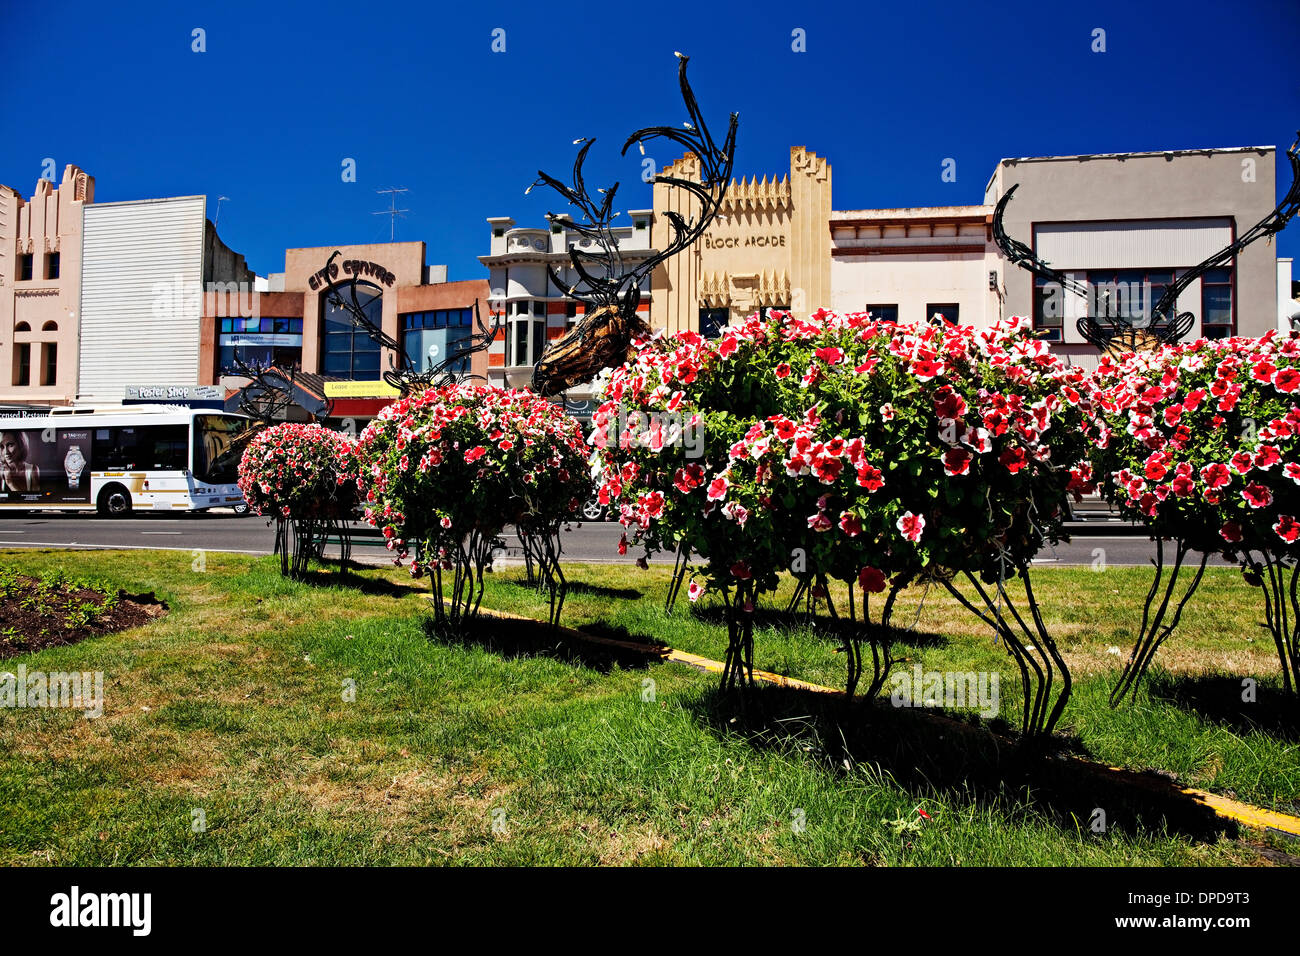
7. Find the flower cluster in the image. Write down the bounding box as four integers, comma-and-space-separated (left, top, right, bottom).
355, 382, 591, 573
594, 309, 1098, 600
1087, 331, 1300, 555
237, 422, 360, 520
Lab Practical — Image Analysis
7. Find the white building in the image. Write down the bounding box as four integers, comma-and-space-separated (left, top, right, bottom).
830, 205, 1000, 326
479, 210, 656, 404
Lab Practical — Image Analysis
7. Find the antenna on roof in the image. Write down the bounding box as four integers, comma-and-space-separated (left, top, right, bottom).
373, 186, 410, 241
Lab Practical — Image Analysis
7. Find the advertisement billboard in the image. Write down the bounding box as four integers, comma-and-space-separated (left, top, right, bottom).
0, 426, 93, 504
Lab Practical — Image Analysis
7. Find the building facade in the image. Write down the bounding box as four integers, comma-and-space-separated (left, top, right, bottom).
984, 146, 1279, 367
478, 212, 656, 402
202, 241, 491, 421
650, 147, 832, 333
830, 205, 1000, 326
0, 164, 94, 406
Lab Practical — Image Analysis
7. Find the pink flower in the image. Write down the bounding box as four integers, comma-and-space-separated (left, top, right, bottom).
464, 446, 488, 464
730, 562, 752, 580
897, 511, 925, 543
858, 567, 887, 593
880, 404, 895, 421
814, 346, 844, 365
1255, 445, 1281, 470
440, 516, 452, 529
943, 447, 972, 476
1242, 484, 1273, 509
687, 580, 705, 602
706, 476, 729, 500
1275, 368, 1300, 393
718, 335, 738, 359
1220, 521, 1243, 543
1275, 515, 1300, 543
807, 513, 833, 532
1200, 463, 1231, 489
774, 363, 791, 379
839, 511, 863, 537
856, 464, 885, 492
999, 447, 1028, 474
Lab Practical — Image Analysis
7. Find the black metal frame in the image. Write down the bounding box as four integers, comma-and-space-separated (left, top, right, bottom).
528, 54, 738, 396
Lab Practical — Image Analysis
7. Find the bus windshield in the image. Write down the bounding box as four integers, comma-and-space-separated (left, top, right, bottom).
193, 416, 249, 485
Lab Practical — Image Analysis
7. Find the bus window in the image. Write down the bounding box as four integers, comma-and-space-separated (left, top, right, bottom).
193, 415, 247, 485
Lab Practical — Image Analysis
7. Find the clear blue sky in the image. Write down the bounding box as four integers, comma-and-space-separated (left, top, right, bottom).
4, 0, 1297, 279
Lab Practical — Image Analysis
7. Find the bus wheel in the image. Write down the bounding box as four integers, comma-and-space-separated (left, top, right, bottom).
97, 485, 133, 517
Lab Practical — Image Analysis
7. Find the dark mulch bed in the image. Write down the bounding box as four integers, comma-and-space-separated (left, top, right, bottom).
0, 574, 167, 659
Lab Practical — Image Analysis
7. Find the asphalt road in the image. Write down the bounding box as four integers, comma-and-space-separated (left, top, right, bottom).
0, 510, 1234, 569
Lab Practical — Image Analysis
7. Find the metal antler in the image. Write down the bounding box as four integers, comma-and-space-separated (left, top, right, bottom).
528, 54, 738, 396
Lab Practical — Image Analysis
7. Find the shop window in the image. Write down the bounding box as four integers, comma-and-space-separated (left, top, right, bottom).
699, 308, 729, 339
1201, 267, 1233, 339
926, 303, 959, 325
1033, 278, 1062, 342
321, 283, 382, 378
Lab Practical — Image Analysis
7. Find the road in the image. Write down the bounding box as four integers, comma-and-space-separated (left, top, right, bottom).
0, 510, 1235, 568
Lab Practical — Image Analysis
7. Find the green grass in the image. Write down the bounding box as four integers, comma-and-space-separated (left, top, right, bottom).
0, 547, 1295, 866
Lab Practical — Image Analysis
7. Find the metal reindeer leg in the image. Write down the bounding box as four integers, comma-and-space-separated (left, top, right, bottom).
528, 54, 738, 396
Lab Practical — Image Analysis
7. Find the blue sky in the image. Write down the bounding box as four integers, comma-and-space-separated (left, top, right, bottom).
4, 0, 1298, 279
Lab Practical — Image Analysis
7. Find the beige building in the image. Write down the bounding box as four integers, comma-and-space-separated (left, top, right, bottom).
0, 164, 94, 405
650, 146, 831, 333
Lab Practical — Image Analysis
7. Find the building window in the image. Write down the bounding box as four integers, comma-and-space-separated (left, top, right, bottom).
1087, 269, 1176, 324
41, 343, 57, 386
866, 304, 898, 323
634, 220, 647, 230
17, 254, 33, 281
493, 228, 505, 237
219, 317, 304, 333
1033, 278, 1063, 342
400, 310, 475, 375
1201, 267, 1233, 339
321, 284, 382, 378
508, 316, 546, 367
13, 344, 30, 386
565, 301, 579, 319
699, 308, 729, 339
399, 309, 473, 331
758, 305, 789, 320
926, 303, 959, 325
45, 253, 59, 280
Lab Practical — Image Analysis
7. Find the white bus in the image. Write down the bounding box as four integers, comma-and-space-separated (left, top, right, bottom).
0, 405, 251, 516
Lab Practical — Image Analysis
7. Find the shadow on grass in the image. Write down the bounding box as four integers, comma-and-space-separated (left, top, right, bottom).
563, 581, 645, 601
421, 614, 663, 674
686, 602, 948, 650
684, 685, 1235, 843
1147, 673, 1300, 741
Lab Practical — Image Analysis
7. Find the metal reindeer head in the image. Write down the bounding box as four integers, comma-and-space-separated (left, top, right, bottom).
321, 250, 501, 395
994, 133, 1300, 357
528, 54, 738, 396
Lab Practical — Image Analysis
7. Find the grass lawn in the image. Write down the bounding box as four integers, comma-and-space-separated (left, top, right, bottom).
0, 547, 1296, 866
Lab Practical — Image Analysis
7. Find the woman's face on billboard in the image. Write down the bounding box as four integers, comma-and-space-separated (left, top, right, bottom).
0, 433, 23, 465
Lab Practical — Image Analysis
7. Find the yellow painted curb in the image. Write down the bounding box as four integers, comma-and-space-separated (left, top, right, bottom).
442, 598, 1300, 839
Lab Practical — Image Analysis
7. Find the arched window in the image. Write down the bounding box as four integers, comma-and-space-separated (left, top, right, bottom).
321, 284, 381, 378
41, 320, 58, 332
14, 321, 30, 332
